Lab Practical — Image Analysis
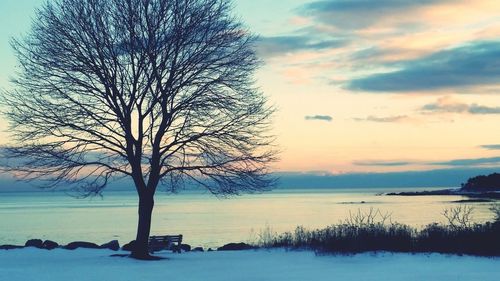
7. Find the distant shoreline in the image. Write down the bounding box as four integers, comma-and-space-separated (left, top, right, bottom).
385, 189, 500, 200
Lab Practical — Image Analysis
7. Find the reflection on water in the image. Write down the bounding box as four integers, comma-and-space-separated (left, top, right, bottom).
0, 188, 496, 248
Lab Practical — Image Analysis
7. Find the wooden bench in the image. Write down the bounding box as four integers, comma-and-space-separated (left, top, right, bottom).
148, 235, 183, 253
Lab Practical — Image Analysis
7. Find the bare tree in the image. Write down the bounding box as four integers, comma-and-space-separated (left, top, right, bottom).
1, 0, 275, 259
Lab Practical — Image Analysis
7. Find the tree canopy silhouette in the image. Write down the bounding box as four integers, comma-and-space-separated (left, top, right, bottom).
1, 0, 275, 259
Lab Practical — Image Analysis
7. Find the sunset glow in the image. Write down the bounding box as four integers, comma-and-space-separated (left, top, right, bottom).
1, 0, 500, 176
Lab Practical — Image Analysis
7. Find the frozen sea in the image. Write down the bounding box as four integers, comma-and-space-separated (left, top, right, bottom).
0, 187, 496, 248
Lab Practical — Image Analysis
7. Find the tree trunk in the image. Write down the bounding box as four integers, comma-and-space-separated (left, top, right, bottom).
131, 192, 155, 259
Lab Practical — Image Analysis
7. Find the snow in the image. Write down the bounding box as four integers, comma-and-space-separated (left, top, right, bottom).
0, 248, 498, 281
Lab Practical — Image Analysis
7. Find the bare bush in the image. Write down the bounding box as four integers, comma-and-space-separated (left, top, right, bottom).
443, 205, 474, 229
256, 224, 278, 247
490, 203, 500, 222
342, 208, 393, 227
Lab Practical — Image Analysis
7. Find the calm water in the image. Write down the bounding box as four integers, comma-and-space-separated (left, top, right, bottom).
0, 188, 496, 248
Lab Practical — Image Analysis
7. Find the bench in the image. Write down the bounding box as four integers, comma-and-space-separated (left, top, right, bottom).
148, 235, 183, 253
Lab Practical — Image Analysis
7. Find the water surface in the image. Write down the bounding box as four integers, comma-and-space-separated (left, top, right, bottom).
0, 188, 496, 248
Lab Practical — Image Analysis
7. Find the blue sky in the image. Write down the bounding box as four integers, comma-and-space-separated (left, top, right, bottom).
1, 0, 500, 187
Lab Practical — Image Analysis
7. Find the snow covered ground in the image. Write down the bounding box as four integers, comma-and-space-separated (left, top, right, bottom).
0, 248, 498, 281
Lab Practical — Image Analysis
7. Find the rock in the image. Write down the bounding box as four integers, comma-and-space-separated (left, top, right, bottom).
100, 240, 120, 251
121, 240, 136, 251
217, 242, 256, 251
192, 247, 204, 252
0, 245, 23, 250
180, 244, 191, 252
64, 241, 100, 250
171, 245, 181, 253
42, 240, 59, 250
207, 248, 213, 252
25, 239, 43, 248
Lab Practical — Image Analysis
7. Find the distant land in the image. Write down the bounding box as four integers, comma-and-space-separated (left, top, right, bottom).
461, 173, 500, 192
386, 172, 500, 200
1, 167, 500, 192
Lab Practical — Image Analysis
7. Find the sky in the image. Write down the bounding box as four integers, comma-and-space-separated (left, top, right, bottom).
1, 0, 500, 184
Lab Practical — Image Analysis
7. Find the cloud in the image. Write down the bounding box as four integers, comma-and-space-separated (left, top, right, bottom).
480, 145, 500, 150
268, 0, 500, 95
421, 97, 468, 113
299, 0, 445, 30
432, 156, 500, 166
276, 167, 500, 188
257, 36, 346, 58
469, 105, 500, 114
348, 41, 500, 92
353, 156, 500, 168
422, 96, 500, 115
353, 160, 412, 167
353, 115, 408, 122
305, 115, 333, 122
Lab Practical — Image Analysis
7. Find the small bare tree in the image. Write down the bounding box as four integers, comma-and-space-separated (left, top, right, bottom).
443, 205, 474, 229
1, 0, 275, 259
489, 203, 500, 223
342, 208, 393, 227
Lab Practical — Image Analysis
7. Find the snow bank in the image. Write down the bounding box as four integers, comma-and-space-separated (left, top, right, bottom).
0, 248, 498, 281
